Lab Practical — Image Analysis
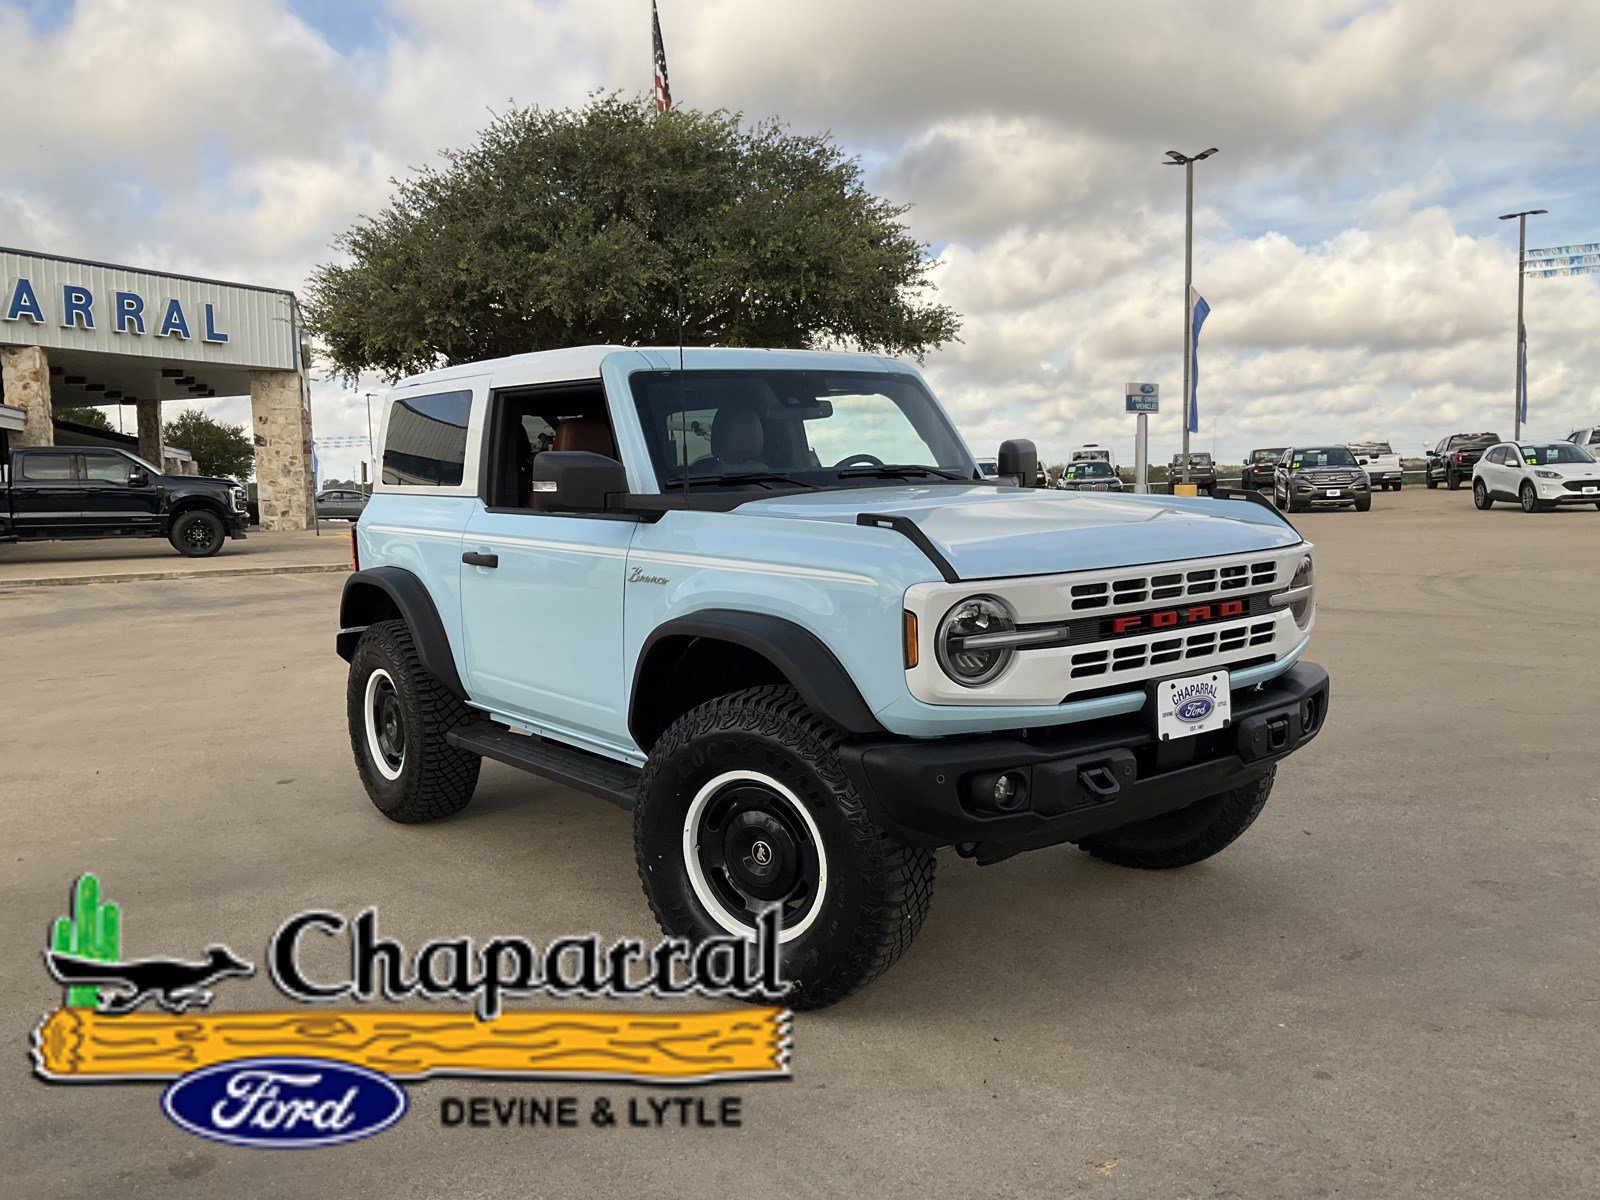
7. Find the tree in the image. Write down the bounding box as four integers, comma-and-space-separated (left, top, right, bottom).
55, 406, 114, 430
164, 409, 254, 480
306, 94, 959, 381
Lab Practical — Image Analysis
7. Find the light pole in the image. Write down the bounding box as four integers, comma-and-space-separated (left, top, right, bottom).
1165, 148, 1218, 489
362, 390, 376, 490
1497, 208, 1546, 441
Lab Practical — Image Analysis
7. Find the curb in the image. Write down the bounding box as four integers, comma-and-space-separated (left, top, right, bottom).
0, 563, 351, 589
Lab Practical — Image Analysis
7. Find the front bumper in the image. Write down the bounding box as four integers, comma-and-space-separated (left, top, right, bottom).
1294, 485, 1364, 504
838, 661, 1329, 864
228, 512, 249, 537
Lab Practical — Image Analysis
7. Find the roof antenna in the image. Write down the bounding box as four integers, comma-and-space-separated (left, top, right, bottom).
676, 277, 690, 507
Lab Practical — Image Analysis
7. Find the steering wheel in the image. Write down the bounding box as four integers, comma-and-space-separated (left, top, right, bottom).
833, 453, 884, 470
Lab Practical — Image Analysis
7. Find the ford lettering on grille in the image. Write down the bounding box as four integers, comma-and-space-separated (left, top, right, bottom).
1102, 598, 1247, 639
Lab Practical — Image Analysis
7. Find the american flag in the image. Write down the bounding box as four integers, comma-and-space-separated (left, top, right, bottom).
652, 0, 673, 113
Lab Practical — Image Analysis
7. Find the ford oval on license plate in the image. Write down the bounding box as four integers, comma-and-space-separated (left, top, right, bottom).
1155, 670, 1231, 741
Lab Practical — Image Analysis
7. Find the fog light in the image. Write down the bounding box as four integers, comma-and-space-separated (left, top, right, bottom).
968, 769, 1028, 813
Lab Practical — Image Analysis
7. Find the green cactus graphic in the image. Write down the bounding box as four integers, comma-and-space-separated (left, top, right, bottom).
50, 874, 121, 1008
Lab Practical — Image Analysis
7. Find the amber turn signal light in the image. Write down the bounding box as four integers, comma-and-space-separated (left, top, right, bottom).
903, 611, 919, 669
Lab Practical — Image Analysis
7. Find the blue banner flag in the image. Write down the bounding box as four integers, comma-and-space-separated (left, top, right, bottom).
1188, 287, 1211, 434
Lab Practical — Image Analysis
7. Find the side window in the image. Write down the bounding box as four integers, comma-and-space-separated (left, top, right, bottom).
381, 390, 472, 487
19, 454, 76, 481
1590, 429, 1600, 446
82, 452, 132, 483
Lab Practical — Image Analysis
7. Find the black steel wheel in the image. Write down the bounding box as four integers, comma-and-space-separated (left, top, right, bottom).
168, 510, 225, 557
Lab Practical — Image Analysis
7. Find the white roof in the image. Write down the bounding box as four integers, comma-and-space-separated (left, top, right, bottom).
389, 345, 911, 393
0, 402, 25, 433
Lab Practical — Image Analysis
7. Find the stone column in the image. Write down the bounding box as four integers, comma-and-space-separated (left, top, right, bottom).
250, 369, 315, 531
0, 345, 55, 446
135, 398, 163, 467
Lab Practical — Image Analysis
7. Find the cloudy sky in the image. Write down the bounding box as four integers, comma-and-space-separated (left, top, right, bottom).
3, 0, 1598, 479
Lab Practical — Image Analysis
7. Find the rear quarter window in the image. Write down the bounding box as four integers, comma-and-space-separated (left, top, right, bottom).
381, 390, 472, 487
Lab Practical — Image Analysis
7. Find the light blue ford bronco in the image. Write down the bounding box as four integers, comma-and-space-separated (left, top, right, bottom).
338, 346, 1329, 1008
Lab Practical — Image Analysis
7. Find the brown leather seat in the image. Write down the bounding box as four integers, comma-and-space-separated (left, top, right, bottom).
552, 416, 617, 458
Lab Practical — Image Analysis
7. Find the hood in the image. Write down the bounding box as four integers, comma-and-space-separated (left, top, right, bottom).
738, 484, 1301, 580
177, 475, 241, 490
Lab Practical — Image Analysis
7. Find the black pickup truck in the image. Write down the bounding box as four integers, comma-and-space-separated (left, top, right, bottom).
1, 445, 248, 557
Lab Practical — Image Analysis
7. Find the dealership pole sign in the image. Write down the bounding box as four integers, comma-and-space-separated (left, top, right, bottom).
0, 248, 299, 372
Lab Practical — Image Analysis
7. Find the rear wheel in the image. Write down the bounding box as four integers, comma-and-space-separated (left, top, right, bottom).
635, 685, 934, 1010
347, 620, 480, 822
1473, 479, 1493, 509
1447, 469, 1461, 490
1077, 769, 1276, 869
169, 510, 225, 557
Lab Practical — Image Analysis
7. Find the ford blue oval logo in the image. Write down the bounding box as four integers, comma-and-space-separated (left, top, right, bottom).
161, 1057, 407, 1148
1177, 697, 1214, 723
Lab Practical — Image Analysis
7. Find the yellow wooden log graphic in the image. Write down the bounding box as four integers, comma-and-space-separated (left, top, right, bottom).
33, 1006, 790, 1083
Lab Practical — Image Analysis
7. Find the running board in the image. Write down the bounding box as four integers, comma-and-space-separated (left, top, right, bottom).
447, 724, 640, 809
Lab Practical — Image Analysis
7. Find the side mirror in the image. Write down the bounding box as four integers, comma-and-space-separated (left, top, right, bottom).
997, 439, 1037, 487
531, 451, 627, 513
128, 469, 149, 487
1356, 458, 1368, 466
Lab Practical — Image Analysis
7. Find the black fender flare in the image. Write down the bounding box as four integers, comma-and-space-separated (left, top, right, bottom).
336, 566, 466, 699
629, 609, 884, 750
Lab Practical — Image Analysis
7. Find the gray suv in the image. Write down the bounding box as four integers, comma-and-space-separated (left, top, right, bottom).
1273, 446, 1371, 513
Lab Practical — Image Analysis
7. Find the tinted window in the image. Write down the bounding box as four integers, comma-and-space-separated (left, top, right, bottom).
19, 454, 75, 481
382, 390, 472, 487
82, 453, 133, 483
1288, 448, 1358, 469
1521, 443, 1594, 465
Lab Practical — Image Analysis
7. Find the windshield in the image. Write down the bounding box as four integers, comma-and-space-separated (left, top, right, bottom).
1520, 443, 1596, 465
629, 369, 976, 490
1172, 454, 1213, 466
1289, 447, 1358, 469
1068, 462, 1114, 478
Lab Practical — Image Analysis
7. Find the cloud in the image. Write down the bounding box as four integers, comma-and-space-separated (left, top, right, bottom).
2, 0, 1599, 480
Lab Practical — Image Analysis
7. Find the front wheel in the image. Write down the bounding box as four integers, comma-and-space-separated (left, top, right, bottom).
635, 686, 934, 1010
347, 620, 481, 822
1075, 768, 1276, 869
169, 510, 225, 557
1446, 470, 1461, 491
1520, 482, 1540, 513
1426, 471, 1438, 489
1354, 495, 1371, 512
1473, 479, 1493, 509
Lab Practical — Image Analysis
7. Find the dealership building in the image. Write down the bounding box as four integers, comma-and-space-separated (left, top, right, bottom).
0, 247, 315, 530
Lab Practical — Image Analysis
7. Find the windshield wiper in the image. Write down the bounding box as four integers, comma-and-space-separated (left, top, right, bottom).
662, 472, 818, 490
834, 464, 971, 481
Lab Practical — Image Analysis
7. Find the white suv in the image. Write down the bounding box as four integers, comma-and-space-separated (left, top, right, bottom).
1472, 441, 1600, 512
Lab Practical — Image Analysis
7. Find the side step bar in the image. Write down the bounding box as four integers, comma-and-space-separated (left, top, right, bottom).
446, 724, 641, 810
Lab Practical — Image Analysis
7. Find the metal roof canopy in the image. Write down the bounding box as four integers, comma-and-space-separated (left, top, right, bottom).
1, 246, 300, 409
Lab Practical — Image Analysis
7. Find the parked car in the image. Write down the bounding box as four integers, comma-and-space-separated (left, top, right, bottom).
1241, 447, 1287, 490
1168, 451, 1218, 494
1348, 441, 1403, 491
1057, 460, 1124, 491
316, 488, 369, 521
338, 346, 1329, 1009
0, 445, 248, 557
1425, 432, 1499, 490
1472, 441, 1600, 512
1562, 426, 1600, 453
1273, 445, 1371, 512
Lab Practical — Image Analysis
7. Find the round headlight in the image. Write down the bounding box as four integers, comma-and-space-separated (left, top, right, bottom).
1289, 553, 1314, 629
935, 595, 1017, 686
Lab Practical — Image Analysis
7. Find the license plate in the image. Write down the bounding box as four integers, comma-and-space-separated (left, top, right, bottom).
1325, 488, 1340, 497
1155, 670, 1231, 741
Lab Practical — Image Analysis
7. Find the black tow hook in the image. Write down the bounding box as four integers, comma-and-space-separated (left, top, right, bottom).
1078, 764, 1122, 801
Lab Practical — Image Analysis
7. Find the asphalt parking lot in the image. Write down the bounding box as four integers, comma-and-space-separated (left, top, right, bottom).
2, 487, 1597, 1198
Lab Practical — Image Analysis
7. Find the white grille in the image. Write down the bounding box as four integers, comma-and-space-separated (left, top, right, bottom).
1070, 620, 1277, 679
1068, 558, 1277, 612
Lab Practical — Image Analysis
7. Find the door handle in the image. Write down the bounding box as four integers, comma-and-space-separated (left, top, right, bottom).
462, 551, 499, 569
